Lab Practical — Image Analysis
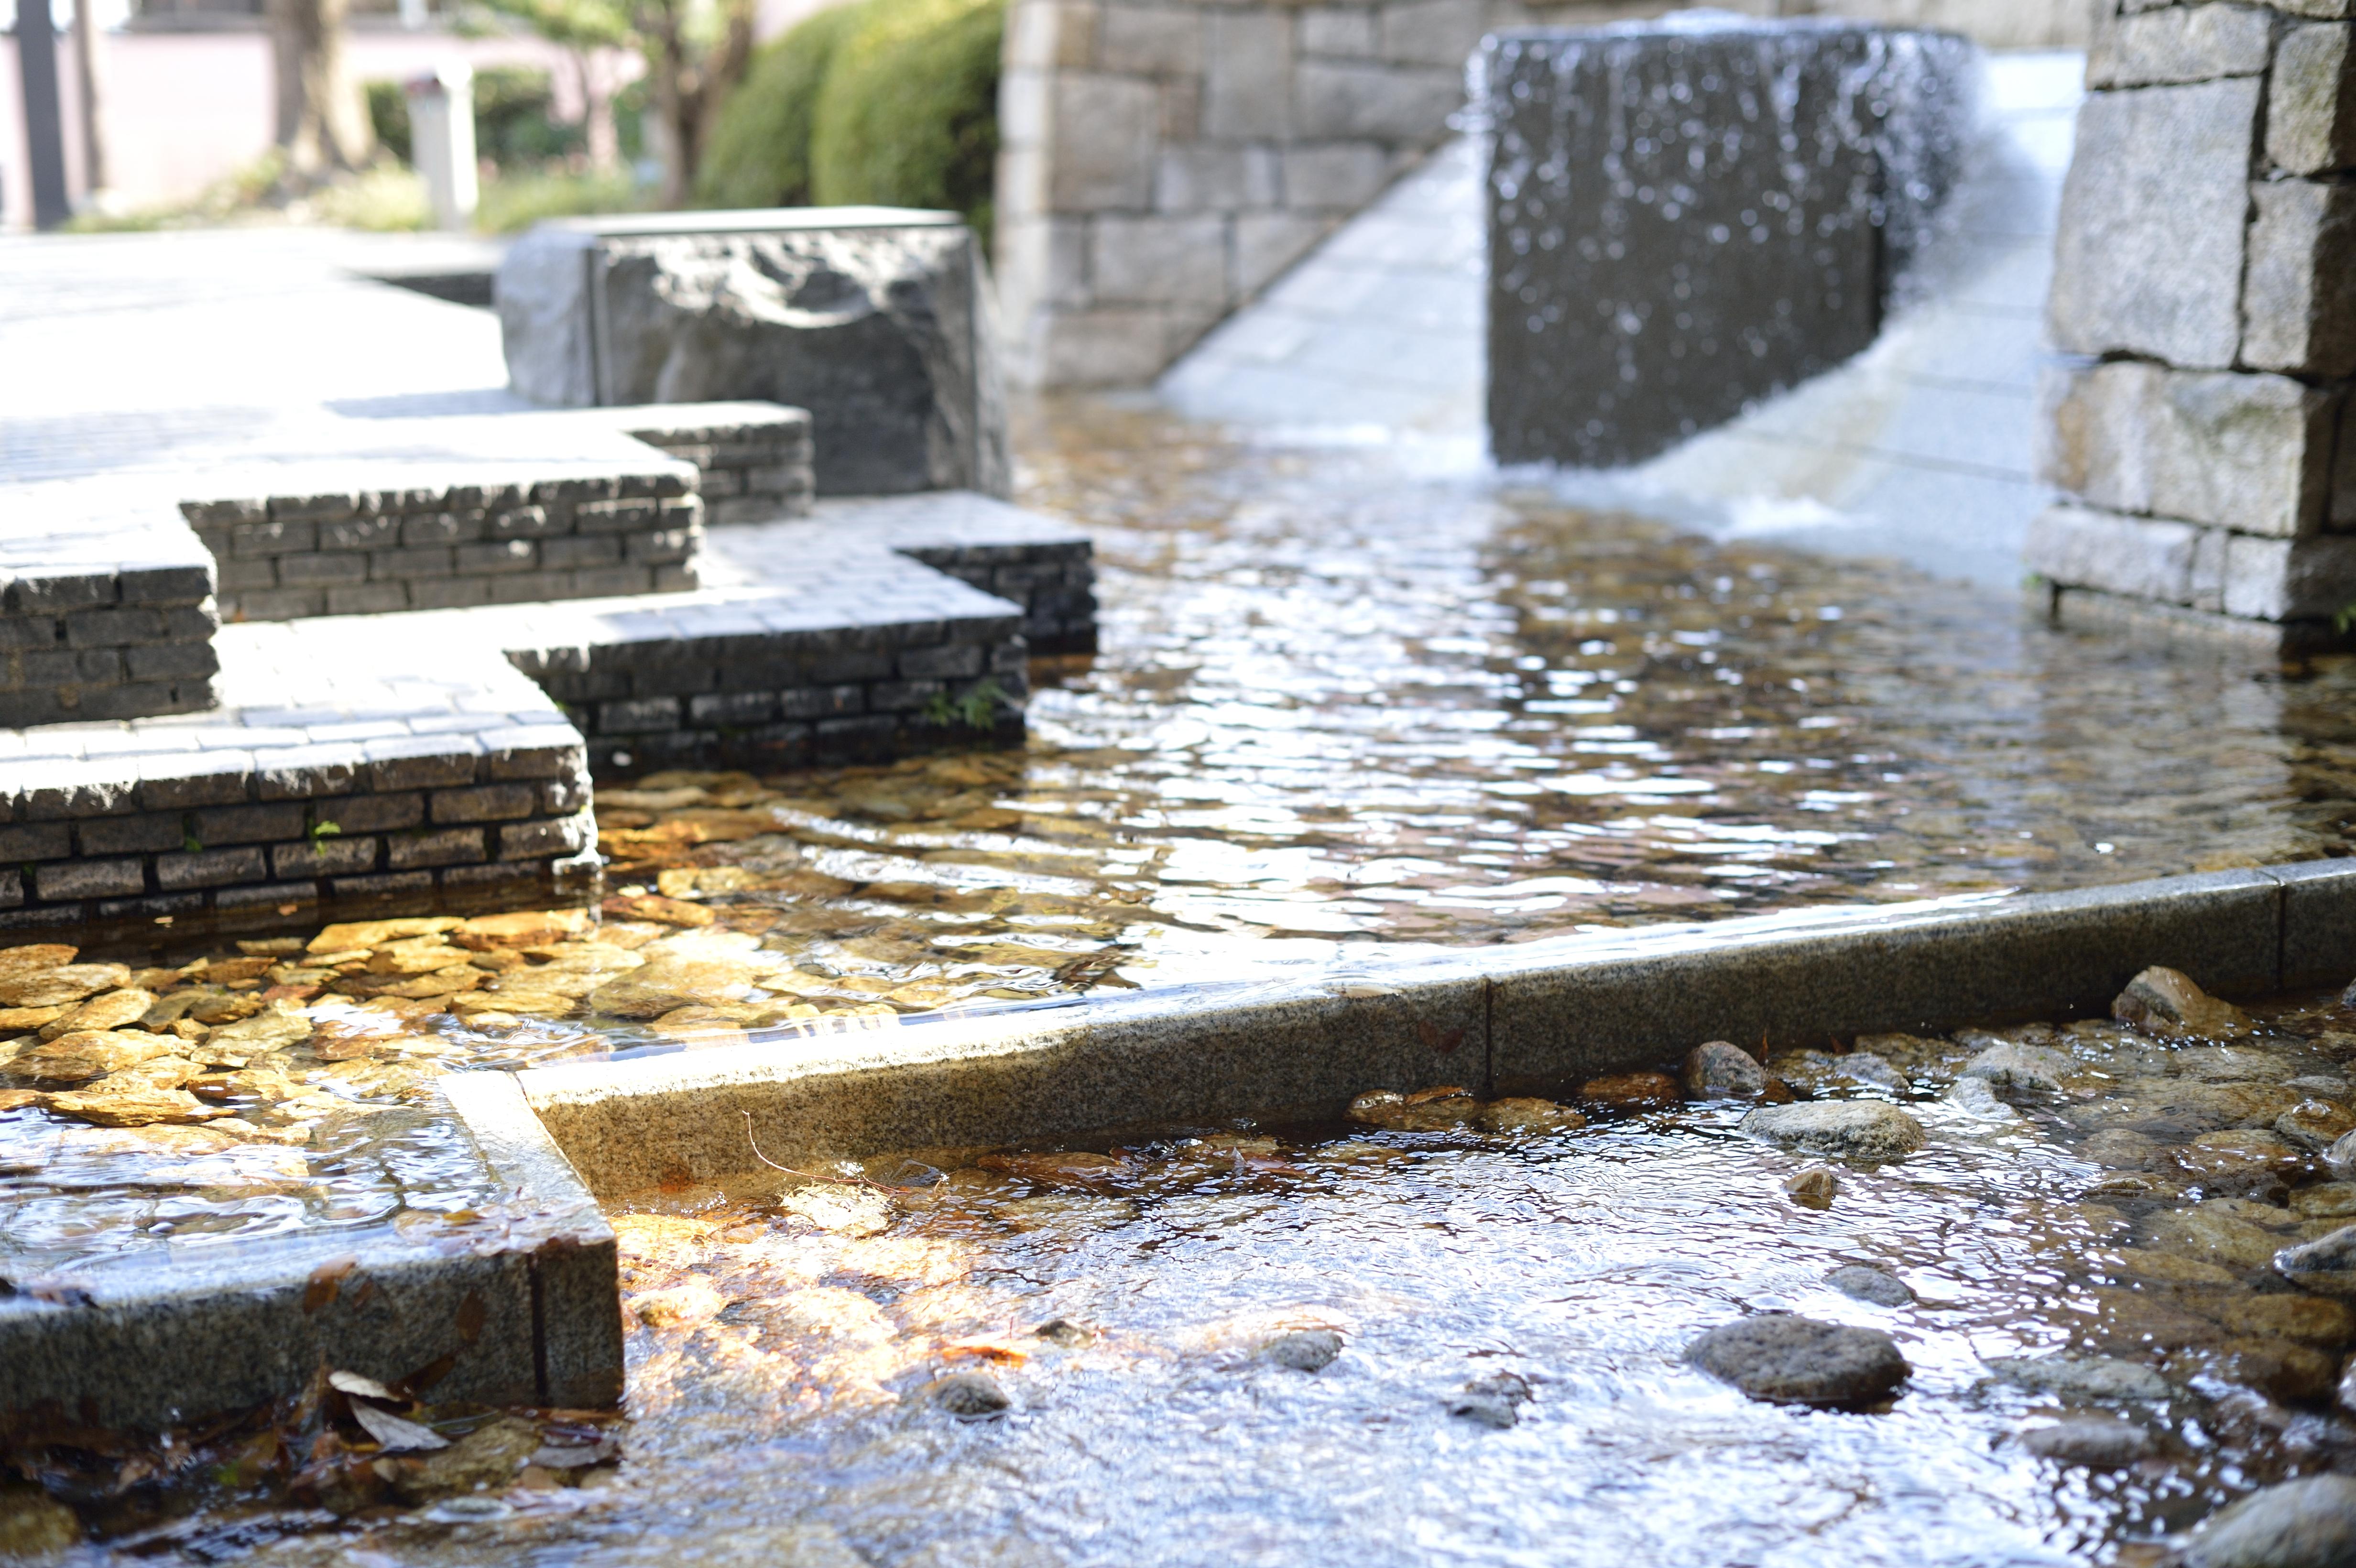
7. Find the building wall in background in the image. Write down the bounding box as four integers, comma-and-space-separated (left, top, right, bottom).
0, 23, 622, 230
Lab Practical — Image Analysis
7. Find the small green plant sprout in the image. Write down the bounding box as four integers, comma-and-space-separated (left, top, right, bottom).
310, 819, 342, 840
923, 678, 1008, 730
182, 830, 204, 854
2335, 600, 2356, 636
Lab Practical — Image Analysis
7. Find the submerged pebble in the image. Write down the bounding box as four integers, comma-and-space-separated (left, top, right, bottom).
2115, 966, 2251, 1038
1448, 1372, 1533, 1429
2018, 1417, 2154, 1468
1684, 1315, 1909, 1408
1984, 1354, 2171, 1404
1264, 1329, 1343, 1373
2184, 1474, 2356, 1568
925, 1372, 1011, 1418
1827, 1265, 1913, 1307
1680, 1040, 1771, 1100
1578, 1072, 1681, 1113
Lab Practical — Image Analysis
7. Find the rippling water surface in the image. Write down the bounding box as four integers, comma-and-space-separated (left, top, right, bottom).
11, 400, 2356, 1564
606, 397, 2356, 1011
58, 988, 2347, 1568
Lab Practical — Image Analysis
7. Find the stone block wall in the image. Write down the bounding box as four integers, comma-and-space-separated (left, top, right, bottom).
897, 538, 1099, 653
183, 477, 704, 623
510, 610, 1031, 777
2029, 0, 2356, 639
0, 727, 594, 932
997, 0, 1690, 386
0, 564, 219, 729
621, 408, 817, 526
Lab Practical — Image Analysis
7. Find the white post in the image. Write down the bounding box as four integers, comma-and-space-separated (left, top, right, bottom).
405, 62, 477, 232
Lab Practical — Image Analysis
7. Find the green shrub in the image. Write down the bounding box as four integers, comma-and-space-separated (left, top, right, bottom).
810, 0, 1003, 248
475, 167, 645, 233
367, 79, 412, 165
474, 65, 583, 168
696, 0, 878, 209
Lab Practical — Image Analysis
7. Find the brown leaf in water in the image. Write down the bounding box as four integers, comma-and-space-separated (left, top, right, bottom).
455, 1292, 486, 1345
349, 1402, 448, 1453
1416, 1021, 1466, 1055
304, 1256, 358, 1313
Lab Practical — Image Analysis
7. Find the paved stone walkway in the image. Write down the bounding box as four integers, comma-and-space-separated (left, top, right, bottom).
0, 231, 1088, 929
1156, 51, 2088, 591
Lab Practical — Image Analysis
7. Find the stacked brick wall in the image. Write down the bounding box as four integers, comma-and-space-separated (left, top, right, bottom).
509, 608, 1030, 777
623, 409, 818, 526
0, 564, 219, 728
2029, 0, 2356, 637
0, 729, 593, 931
183, 476, 704, 622
896, 539, 1099, 653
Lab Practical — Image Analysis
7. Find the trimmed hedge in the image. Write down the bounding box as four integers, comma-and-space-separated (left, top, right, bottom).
696, 0, 877, 210
698, 0, 1003, 249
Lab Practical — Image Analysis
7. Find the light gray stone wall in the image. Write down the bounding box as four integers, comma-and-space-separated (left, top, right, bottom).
996, 0, 1745, 387
2032, 0, 2356, 641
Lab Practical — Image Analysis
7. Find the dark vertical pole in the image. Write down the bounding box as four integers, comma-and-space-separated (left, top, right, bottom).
15, 0, 71, 229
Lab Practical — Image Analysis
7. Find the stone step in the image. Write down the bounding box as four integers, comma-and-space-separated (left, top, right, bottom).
0, 490, 1090, 936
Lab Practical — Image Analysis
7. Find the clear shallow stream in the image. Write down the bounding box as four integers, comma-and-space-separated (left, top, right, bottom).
8, 399, 2356, 1563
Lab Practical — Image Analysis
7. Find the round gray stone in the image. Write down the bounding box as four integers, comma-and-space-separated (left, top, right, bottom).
1684, 1314, 1909, 1407
1682, 1040, 1768, 1099
1983, 1354, 2171, 1403
2187, 1476, 2356, 1568
1827, 1264, 1914, 1307
2020, 1417, 2153, 1468
1739, 1101, 1927, 1159
1265, 1328, 1342, 1372
927, 1371, 1010, 1417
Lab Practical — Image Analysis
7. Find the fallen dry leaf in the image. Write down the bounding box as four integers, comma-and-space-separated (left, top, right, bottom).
349, 1402, 448, 1453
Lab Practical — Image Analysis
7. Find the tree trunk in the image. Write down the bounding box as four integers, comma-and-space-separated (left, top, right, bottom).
574, 48, 619, 174
70, 0, 107, 199
644, 0, 755, 206
269, 0, 373, 183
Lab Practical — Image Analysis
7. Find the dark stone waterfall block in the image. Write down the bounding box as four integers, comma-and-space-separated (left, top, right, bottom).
1482, 19, 1976, 468
497, 209, 1012, 500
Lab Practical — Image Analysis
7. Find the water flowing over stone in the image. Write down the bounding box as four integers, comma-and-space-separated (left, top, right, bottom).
1480, 15, 1975, 466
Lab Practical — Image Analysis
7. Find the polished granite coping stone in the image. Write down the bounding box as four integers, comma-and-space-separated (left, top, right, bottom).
518, 859, 2356, 1196
0, 1071, 617, 1433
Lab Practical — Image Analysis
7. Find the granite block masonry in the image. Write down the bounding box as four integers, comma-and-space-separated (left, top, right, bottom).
0, 520, 221, 727
1481, 16, 1975, 468
496, 209, 1010, 501
2030, 0, 2356, 644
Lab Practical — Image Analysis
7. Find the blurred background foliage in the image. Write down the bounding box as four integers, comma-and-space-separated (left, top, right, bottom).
698, 0, 1003, 247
